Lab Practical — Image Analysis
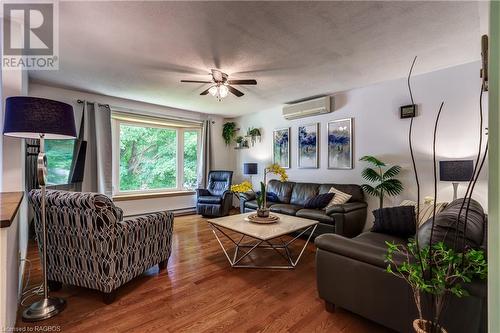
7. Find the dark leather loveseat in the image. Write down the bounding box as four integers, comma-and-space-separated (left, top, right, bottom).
315, 198, 487, 333
239, 180, 367, 237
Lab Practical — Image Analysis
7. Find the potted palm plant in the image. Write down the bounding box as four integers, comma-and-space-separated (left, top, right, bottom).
359, 155, 403, 209
231, 163, 288, 218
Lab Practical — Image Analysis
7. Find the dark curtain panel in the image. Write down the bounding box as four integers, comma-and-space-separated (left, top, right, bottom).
197, 119, 212, 188
80, 102, 112, 196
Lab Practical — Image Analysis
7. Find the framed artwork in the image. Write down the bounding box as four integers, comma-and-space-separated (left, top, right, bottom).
328, 118, 353, 169
273, 127, 290, 169
298, 123, 319, 169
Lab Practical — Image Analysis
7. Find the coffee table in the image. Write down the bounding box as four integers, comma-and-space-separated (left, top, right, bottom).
207, 212, 318, 269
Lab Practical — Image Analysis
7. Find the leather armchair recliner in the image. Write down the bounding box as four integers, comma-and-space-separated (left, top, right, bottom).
196, 170, 233, 217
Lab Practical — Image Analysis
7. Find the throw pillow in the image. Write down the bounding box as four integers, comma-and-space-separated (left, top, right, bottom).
417, 202, 448, 226
255, 191, 280, 203
304, 192, 335, 209
399, 200, 448, 226
371, 206, 416, 238
326, 187, 352, 207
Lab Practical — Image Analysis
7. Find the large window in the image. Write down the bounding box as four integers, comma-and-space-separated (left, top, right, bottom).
45, 139, 75, 185
113, 114, 200, 195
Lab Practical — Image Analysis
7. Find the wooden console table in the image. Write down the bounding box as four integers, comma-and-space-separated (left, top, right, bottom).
0, 191, 24, 228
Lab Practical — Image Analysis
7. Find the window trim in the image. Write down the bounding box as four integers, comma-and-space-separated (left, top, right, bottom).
112, 115, 201, 196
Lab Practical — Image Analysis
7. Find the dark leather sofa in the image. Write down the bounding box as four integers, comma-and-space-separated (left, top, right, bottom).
239, 180, 367, 237
196, 170, 233, 217
315, 199, 487, 333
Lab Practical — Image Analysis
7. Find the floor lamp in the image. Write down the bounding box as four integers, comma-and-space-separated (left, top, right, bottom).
3, 96, 76, 321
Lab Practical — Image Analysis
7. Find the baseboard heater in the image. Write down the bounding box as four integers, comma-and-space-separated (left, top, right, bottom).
124, 207, 196, 218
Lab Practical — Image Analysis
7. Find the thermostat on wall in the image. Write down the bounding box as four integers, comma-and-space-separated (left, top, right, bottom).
400, 104, 416, 118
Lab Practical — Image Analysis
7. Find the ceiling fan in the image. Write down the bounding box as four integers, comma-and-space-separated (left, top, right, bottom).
181, 69, 257, 101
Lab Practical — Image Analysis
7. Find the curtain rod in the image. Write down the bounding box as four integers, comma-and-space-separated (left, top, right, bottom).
77, 99, 208, 124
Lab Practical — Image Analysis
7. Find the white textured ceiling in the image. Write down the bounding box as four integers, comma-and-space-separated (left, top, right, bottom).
29, 1, 481, 116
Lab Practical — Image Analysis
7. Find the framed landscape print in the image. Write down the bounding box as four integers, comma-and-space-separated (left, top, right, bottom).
328, 118, 353, 169
273, 127, 290, 169
298, 123, 319, 169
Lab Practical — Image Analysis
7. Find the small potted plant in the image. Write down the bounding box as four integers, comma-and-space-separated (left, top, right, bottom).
231, 164, 288, 218
235, 136, 247, 149
247, 127, 262, 146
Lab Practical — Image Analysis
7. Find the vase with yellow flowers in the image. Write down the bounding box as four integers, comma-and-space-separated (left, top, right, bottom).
232, 163, 288, 218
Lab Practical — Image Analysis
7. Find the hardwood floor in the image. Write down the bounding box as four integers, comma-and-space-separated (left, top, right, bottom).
15, 213, 393, 333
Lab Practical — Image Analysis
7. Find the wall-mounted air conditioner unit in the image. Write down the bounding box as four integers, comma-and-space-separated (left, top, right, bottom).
282, 96, 332, 120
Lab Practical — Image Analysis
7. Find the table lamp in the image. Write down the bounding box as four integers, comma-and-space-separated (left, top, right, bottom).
243, 163, 258, 176
3, 96, 76, 321
439, 160, 474, 201
243, 163, 258, 185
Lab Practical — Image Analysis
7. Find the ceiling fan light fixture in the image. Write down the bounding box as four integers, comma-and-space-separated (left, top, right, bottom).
219, 85, 229, 98
209, 86, 218, 96
182, 69, 255, 100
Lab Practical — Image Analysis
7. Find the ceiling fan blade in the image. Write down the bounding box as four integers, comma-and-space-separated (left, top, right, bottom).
228, 85, 244, 97
227, 79, 257, 85
200, 88, 211, 95
211, 69, 224, 82
181, 80, 212, 83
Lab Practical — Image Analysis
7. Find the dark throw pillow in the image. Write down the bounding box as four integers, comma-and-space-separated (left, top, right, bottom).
255, 191, 281, 203
304, 193, 335, 209
371, 206, 416, 238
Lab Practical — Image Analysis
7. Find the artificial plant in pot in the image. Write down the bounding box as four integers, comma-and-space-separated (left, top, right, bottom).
359, 155, 403, 209
384, 55, 488, 333
222, 122, 237, 146
235, 136, 248, 148
247, 127, 262, 146
231, 163, 288, 218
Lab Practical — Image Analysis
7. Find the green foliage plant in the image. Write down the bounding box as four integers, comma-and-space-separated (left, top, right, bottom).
385, 239, 487, 329
247, 127, 262, 146
222, 122, 237, 146
359, 155, 403, 209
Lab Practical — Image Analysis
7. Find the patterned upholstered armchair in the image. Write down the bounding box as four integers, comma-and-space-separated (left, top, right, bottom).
196, 170, 233, 217
28, 190, 174, 304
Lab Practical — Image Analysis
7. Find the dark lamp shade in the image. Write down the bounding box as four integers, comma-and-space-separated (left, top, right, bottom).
3, 96, 76, 139
243, 163, 258, 175
439, 160, 473, 182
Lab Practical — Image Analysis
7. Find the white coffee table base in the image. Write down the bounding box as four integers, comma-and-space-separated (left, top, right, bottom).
208, 223, 317, 269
